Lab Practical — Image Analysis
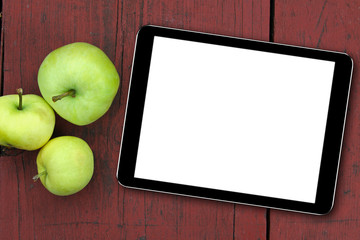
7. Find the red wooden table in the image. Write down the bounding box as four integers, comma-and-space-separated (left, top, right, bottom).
0, 0, 358, 239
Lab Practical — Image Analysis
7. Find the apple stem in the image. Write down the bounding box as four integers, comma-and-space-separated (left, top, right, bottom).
52, 89, 76, 102
16, 88, 23, 110
32, 170, 47, 182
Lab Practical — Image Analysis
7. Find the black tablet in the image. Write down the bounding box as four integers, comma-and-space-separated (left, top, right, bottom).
117, 25, 353, 215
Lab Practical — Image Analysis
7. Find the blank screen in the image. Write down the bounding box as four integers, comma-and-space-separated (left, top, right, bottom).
134, 36, 335, 203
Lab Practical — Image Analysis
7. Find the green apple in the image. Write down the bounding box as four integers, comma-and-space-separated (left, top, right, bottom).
33, 136, 94, 196
0, 88, 55, 151
38, 42, 120, 126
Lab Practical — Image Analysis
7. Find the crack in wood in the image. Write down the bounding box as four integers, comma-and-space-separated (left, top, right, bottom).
316, 0, 328, 28
316, 18, 327, 48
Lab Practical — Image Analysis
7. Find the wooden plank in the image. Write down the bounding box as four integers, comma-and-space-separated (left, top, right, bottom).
117, 0, 269, 239
0, 9, 3, 96
271, 0, 360, 239
0, 0, 270, 239
235, 206, 267, 239
0, 0, 123, 239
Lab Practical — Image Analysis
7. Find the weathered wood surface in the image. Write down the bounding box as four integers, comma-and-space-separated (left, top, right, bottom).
3, 0, 358, 239
0, 0, 269, 239
270, 0, 360, 239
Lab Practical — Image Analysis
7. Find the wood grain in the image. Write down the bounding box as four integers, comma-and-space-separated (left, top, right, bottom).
116, 0, 270, 239
0, 0, 270, 239
0, 0, 121, 239
0, 8, 3, 96
271, 0, 360, 239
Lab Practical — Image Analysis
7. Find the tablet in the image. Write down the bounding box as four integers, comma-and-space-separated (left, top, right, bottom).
117, 25, 353, 215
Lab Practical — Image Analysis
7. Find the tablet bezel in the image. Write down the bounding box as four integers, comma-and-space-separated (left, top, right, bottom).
117, 25, 353, 215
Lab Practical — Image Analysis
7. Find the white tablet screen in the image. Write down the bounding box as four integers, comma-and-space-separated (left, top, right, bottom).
134, 36, 335, 203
